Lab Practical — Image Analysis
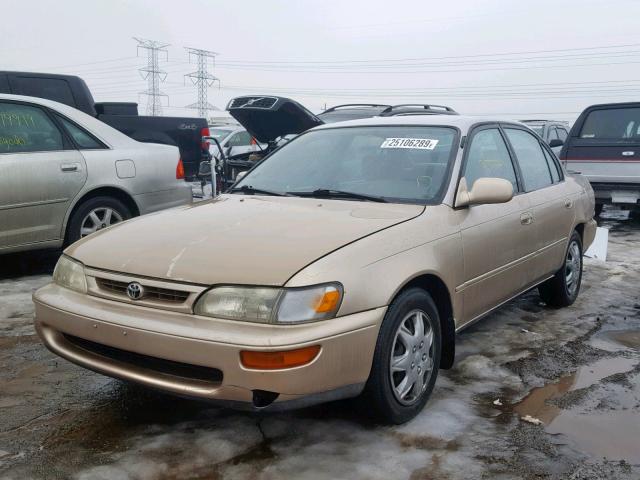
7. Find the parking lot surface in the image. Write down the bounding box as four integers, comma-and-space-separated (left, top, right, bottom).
0, 209, 639, 480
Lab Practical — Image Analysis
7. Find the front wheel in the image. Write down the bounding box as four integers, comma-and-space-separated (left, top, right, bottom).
539, 230, 583, 308
361, 288, 441, 424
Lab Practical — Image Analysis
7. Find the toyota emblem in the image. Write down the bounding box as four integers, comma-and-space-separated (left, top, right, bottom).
126, 282, 144, 300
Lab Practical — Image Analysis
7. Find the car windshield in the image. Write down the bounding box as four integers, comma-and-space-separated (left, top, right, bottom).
234, 126, 457, 204
209, 128, 234, 141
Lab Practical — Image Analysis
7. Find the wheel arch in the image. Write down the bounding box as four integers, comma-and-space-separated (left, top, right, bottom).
393, 273, 456, 370
62, 186, 140, 243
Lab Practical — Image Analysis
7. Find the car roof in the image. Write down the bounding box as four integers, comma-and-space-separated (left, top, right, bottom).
310, 114, 523, 132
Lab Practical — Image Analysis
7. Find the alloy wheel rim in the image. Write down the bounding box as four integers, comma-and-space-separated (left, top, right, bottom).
80, 207, 123, 238
389, 309, 435, 406
565, 240, 581, 296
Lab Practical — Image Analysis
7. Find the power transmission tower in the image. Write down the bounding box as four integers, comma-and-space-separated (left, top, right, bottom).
134, 37, 169, 116
184, 47, 220, 117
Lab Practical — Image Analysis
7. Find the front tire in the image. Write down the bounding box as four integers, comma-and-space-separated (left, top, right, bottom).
539, 230, 583, 308
66, 196, 132, 246
361, 288, 441, 424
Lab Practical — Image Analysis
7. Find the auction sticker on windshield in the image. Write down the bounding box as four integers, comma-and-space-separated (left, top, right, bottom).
380, 138, 439, 150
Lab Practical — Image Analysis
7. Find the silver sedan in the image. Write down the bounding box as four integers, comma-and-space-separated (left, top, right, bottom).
0, 94, 192, 254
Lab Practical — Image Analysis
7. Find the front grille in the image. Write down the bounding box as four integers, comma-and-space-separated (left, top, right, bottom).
96, 278, 190, 304
63, 334, 223, 384
229, 96, 278, 109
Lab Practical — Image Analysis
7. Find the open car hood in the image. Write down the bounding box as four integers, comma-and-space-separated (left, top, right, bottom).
227, 96, 324, 143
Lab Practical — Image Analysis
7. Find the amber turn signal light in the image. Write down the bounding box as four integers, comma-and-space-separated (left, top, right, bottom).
314, 289, 341, 313
240, 345, 321, 370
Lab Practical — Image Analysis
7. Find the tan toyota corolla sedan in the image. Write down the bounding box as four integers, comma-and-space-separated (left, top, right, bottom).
34, 115, 597, 424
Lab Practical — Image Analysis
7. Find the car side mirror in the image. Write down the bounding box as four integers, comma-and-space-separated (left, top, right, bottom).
455, 177, 514, 208
549, 139, 564, 148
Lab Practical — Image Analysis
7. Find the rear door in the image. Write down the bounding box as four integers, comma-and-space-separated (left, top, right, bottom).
456, 125, 533, 325
563, 106, 640, 190
503, 126, 575, 284
0, 100, 86, 249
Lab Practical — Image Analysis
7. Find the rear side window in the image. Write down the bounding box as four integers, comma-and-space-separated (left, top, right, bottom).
11, 77, 76, 107
56, 115, 105, 149
0, 102, 64, 153
542, 148, 561, 183
504, 128, 553, 191
464, 128, 518, 191
580, 108, 640, 139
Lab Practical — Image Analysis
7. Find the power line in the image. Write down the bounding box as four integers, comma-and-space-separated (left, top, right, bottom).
134, 37, 170, 116
184, 48, 220, 117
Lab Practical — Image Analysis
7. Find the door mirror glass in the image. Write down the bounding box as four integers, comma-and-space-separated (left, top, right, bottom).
548, 139, 563, 148
456, 177, 514, 207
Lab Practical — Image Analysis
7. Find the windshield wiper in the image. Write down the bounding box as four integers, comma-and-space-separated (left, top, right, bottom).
288, 189, 388, 203
229, 185, 291, 197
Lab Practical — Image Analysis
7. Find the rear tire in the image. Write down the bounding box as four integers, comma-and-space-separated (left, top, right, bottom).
539, 230, 583, 308
66, 196, 132, 246
361, 288, 441, 424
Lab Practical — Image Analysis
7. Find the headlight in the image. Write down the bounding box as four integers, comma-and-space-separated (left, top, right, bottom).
194, 283, 343, 324
53, 255, 87, 294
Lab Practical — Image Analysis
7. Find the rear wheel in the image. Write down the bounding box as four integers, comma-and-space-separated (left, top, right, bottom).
66, 196, 132, 246
539, 230, 583, 308
361, 288, 441, 424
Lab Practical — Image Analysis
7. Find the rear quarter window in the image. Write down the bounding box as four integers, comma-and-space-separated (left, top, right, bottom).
580, 108, 640, 139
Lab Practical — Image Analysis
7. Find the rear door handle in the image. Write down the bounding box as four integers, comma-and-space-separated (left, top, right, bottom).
520, 212, 534, 225
622, 151, 635, 156
60, 163, 80, 172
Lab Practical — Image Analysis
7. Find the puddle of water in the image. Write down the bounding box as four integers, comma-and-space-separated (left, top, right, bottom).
514, 356, 639, 462
590, 329, 640, 352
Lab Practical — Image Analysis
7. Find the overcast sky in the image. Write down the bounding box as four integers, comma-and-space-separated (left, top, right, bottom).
4, 0, 640, 122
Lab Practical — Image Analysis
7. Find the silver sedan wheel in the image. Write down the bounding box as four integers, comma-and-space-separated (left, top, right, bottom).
80, 207, 123, 238
565, 240, 582, 296
390, 309, 435, 406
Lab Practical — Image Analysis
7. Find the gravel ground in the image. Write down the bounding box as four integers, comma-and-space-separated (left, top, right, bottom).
0, 208, 638, 480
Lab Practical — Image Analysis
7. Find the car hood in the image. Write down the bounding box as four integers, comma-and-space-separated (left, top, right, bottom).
66, 195, 425, 286
227, 96, 324, 143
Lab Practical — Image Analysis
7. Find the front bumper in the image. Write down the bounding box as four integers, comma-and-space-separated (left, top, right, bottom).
33, 284, 383, 409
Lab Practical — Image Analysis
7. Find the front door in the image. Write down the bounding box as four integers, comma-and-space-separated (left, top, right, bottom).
0, 100, 86, 249
455, 125, 534, 326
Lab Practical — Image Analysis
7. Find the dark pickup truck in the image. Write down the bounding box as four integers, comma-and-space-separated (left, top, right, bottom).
0, 71, 210, 179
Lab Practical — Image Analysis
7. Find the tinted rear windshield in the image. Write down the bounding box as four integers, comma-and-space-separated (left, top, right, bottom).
580, 108, 640, 139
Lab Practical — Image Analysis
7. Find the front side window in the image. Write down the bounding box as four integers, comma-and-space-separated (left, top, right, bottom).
236, 126, 457, 204
57, 115, 104, 149
464, 128, 518, 191
557, 128, 568, 142
504, 128, 553, 191
0, 102, 63, 153
580, 108, 640, 139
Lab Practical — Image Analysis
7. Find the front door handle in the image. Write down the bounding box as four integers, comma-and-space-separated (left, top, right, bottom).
60, 163, 80, 172
520, 212, 533, 225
